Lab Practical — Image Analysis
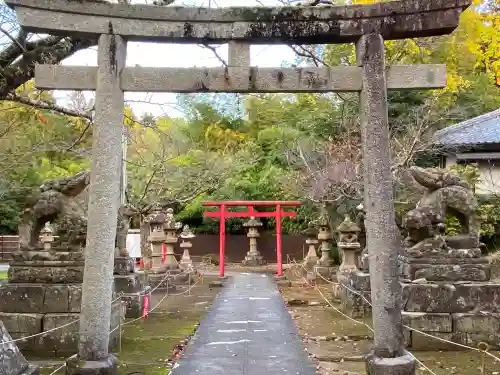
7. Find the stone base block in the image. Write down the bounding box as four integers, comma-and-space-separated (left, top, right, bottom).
453, 312, 500, 348
66, 354, 117, 375
171, 270, 196, 285
339, 288, 371, 318
8, 262, 84, 284
401, 256, 490, 282
121, 292, 145, 318
0, 284, 82, 313
113, 273, 147, 294
11, 250, 84, 262
402, 282, 500, 313
402, 308, 500, 350
242, 255, 266, 266
148, 274, 176, 291
402, 312, 452, 333
337, 271, 371, 317
0, 302, 122, 356
366, 350, 416, 375
179, 258, 194, 270
113, 257, 135, 275
410, 331, 466, 351
314, 265, 335, 281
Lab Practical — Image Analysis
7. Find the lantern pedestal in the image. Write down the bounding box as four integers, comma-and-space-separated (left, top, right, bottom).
242, 217, 266, 266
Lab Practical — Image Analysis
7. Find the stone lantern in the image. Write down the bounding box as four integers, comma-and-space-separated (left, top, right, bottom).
302, 221, 318, 270
145, 203, 169, 287
336, 215, 362, 280
40, 222, 54, 251
314, 205, 335, 279
242, 217, 265, 266
179, 225, 195, 270
163, 208, 182, 269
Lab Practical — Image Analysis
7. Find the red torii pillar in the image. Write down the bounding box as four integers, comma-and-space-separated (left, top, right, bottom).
202, 201, 301, 278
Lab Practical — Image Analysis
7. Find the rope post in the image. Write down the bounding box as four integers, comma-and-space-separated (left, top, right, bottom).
118, 309, 122, 353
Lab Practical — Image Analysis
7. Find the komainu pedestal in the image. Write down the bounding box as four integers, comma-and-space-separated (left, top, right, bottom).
0, 173, 121, 356
401, 167, 500, 350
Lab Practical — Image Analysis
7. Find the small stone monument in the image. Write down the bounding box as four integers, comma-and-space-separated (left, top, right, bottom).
40, 223, 53, 251
302, 221, 319, 271
0, 172, 121, 356
242, 217, 266, 266
0, 320, 39, 375
313, 206, 335, 280
334, 215, 371, 317
179, 225, 195, 270
113, 204, 149, 318
163, 208, 183, 269
336, 215, 362, 277
145, 203, 171, 290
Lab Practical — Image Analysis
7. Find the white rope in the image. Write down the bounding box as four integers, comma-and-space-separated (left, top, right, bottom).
293, 262, 500, 364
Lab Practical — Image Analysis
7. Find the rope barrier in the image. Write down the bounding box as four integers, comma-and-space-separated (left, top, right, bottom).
288, 262, 500, 365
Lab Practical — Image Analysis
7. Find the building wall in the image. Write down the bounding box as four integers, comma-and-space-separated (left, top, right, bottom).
444, 156, 500, 195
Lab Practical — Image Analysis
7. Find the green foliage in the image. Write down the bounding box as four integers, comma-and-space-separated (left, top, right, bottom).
0, 84, 91, 233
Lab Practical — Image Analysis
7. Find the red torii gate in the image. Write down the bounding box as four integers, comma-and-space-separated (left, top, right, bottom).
203, 201, 301, 278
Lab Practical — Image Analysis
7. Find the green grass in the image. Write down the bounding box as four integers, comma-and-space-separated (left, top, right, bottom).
0, 270, 7, 279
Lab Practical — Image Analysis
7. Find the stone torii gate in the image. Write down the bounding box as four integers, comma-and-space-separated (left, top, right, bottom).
5, 0, 470, 374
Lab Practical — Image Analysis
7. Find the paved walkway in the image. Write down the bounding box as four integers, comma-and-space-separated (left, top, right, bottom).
172, 273, 316, 375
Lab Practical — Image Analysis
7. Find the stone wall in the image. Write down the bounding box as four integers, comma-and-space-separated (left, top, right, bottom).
0, 284, 122, 356
402, 283, 500, 350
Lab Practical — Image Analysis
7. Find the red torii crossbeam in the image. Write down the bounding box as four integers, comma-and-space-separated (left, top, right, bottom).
203, 201, 301, 278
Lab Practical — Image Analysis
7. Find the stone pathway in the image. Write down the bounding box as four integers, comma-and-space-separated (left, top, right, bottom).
172, 273, 316, 375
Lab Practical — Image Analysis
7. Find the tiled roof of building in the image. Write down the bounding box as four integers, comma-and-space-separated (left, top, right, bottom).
433, 108, 500, 146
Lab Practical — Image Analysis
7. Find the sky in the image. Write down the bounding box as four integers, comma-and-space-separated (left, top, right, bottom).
53, 0, 300, 118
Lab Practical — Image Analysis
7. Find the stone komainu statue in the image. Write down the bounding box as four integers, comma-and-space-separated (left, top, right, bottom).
18, 171, 90, 250
402, 166, 480, 256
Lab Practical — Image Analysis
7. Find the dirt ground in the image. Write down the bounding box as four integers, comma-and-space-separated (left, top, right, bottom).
279, 267, 500, 375
35, 273, 222, 375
